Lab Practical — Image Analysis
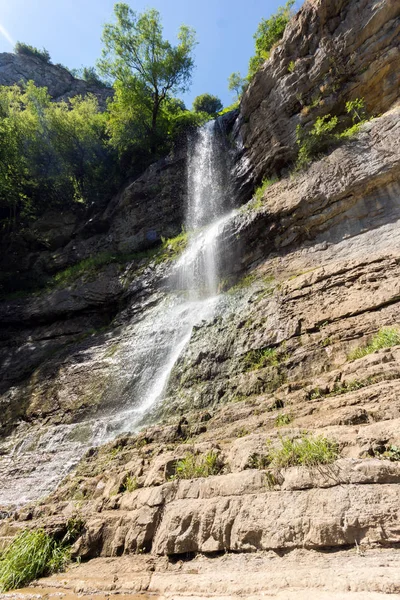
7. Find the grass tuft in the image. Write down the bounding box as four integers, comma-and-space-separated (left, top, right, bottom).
0, 529, 70, 592
348, 327, 400, 361
265, 433, 339, 468
172, 450, 223, 480
120, 474, 139, 493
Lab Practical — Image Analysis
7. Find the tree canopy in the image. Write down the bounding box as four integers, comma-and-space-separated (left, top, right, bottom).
98, 4, 196, 145
0, 82, 119, 231
192, 93, 223, 115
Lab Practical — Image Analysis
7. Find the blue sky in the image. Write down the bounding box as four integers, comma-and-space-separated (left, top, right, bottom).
0, 0, 301, 108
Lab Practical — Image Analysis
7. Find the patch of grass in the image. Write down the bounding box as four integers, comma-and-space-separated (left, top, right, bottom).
348, 327, 400, 361
265, 434, 339, 468
0, 529, 70, 592
226, 273, 257, 293
53, 252, 119, 286
225, 273, 275, 295
242, 347, 279, 371
172, 450, 223, 480
275, 413, 293, 427
247, 452, 271, 470
287, 60, 295, 73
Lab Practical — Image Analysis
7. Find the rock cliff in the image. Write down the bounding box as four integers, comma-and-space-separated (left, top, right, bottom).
1, 0, 400, 598
0, 52, 112, 106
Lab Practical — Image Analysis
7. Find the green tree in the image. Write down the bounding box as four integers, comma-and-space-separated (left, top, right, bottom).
0, 82, 119, 231
98, 4, 196, 149
192, 93, 223, 115
249, 1, 294, 78
228, 72, 247, 99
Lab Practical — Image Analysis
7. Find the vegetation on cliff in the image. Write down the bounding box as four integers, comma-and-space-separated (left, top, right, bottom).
0, 530, 70, 592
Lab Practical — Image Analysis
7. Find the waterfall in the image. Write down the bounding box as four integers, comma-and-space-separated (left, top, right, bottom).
115, 119, 234, 430
0, 119, 235, 507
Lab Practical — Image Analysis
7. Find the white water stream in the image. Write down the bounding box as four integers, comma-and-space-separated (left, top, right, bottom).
0, 120, 235, 506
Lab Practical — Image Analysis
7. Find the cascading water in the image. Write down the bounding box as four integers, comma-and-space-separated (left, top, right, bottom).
0, 119, 236, 506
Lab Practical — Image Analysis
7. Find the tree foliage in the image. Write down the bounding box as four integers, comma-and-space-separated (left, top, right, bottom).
192, 93, 223, 115
0, 82, 119, 230
98, 4, 196, 145
70, 66, 110, 88
14, 42, 51, 64
248, 1, 294, 78
227, 72, 247, 99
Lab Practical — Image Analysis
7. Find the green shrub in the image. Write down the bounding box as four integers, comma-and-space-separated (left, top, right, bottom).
296, 98, 369, 170
287, 60, 295, 73
0, 529, 70, 592
346, 98, 366, 124
249, 1, 295, 78
173, 450, 223, 480
348, 327, 400, 361
218, 100, 240, 116
265, 434, 339, 468
15, 42, 51, 63
296, 114, 338, 170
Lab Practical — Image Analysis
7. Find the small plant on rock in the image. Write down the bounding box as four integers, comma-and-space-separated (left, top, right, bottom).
253, 176, 279, 208
120, 474, 139, 493
296, 114, 338, 170
275, 413, 293, 427
372, 444, 400, 462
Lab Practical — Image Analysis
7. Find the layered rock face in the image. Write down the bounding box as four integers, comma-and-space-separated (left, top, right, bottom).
0, 0, 400, 599
238, 0, 400, 183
